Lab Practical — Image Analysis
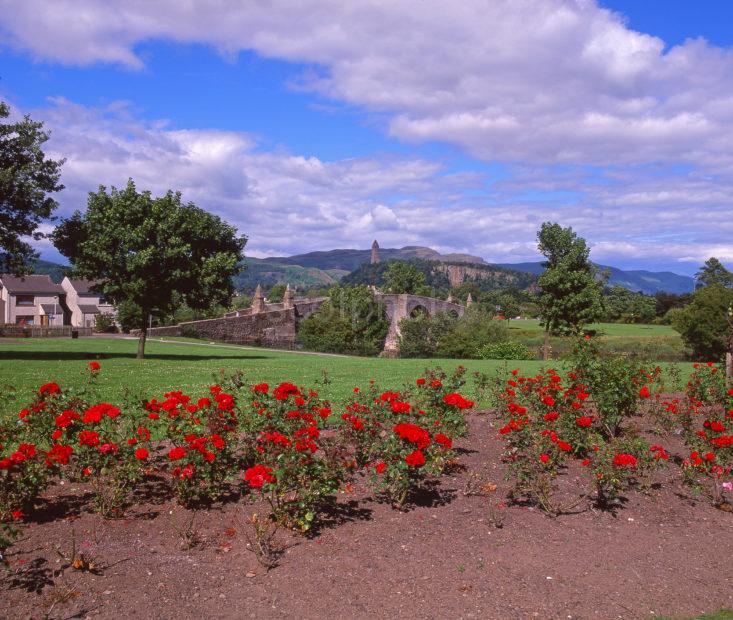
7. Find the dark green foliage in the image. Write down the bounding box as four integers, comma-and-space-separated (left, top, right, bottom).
382, 261, 429, 295
670, 283, 733, 361
52, 179, 246, 358
398, 306, 508, 358
397, 312, 456, 357
654, 290, 691, 320
93, 313, 117, 333
478, 341, 534, 360
537, 222, 605, 335
267, 283, 287, 302
298, 285, 389, 356
603, 286, 657, 323
0, 101, 65, 274
342, 258, 534, 298
232, 257, 340, 292
695, 257, 733, 289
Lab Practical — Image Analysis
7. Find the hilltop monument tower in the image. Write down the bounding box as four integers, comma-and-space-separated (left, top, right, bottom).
371, 239, 380, 264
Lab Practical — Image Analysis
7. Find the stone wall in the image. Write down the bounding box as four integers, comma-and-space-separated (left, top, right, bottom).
142, 308, 298, 348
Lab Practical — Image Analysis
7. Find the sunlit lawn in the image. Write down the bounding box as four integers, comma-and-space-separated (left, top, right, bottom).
0, 334, 695, 418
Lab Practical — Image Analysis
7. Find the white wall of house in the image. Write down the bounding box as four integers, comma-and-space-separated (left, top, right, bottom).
0, 292, 63, 325
61, 278, 117, 328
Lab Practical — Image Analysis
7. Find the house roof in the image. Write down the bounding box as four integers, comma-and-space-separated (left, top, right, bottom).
66, 278, 103, 294
78, 304, 101, 314
0, 274, 64, 294
40, 304, 62, 315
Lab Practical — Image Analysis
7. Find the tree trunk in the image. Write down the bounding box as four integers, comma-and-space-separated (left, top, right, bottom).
726, 350, 732, 389
543, 330, 550, 361
137, 326, 147, 360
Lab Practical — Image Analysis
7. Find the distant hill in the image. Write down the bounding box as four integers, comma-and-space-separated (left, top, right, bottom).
495, 262, 695, 295
269, 245, 486, 272
27, 248, 697, 295
30, 259, 68, 283
342, 258, 535, 292
232, 258, 344, 292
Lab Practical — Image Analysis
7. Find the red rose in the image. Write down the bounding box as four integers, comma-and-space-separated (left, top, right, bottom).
391, 401, 411, 414
88, 361, 101, 372
375, 461, 386, 474
557, 441, 572, 452
39, 382, 60, 396
541, 395, 555, 407
168, 447, 187, 461
613, 453, 637, 467
78, 430, 100, 447
575, 416, 593, 428
416, 378, 426, 385
135, 448, 149, 460
434, 433, 453, 449
405, 449, 425, 467
540, 453, 550, 463
244, 464, 275, 488
639, 386, 650, 398
543, 412, 559, 422
394, 423, 431, 449
442, 393, 474, 409
253, 383, 269, 394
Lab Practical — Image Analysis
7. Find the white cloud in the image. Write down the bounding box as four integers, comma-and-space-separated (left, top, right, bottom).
3, 1, 733, 271
3, 0, 733, 169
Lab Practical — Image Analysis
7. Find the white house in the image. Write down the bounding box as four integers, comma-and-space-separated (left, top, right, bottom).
0, 274, 66, 326
61, 278, 116, 328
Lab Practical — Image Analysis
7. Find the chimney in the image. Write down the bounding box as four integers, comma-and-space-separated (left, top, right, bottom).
371, 239, 380, 264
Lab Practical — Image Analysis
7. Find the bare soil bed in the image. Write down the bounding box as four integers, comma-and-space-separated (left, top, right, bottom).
2, 412, 732, 620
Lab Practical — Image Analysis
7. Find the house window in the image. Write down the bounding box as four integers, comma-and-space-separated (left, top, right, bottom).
16, 295, 34, 306
15, 315, 34, 325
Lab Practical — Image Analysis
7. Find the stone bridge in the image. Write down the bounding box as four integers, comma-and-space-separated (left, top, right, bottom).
142, 285, 467, 355
375, 292, 466, 355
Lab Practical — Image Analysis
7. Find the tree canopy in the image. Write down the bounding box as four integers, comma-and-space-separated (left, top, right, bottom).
536, 222, 604, 336
297, 285, 389, 356
53, 179, 246, 358
381, 260, 430, 295
0, 101, 64, 274
696, 257, 733, 289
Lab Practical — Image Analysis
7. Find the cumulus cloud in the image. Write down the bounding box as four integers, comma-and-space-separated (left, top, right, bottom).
3, 0, 733, 271
3, 0, 733, 168
9, 96, 726, 272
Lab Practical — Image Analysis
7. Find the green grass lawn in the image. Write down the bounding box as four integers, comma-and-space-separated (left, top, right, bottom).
506, 319, 688, 360
0, 334, 695, 418
0, 336, 546, 415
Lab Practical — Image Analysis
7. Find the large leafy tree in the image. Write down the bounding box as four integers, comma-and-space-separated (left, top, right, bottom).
53, 179, 246, 358
298, 285, 389, 355
0, 101, 65, 273
536, 222, 604, 342
695, 257, 733, 289
382, 260, 430, 295
670, 284, 733, 362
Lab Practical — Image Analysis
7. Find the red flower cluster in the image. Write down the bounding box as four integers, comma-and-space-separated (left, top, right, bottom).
394, 423, 431, 449
613, 453, 637, 467
244, 464, 275, 488
442, 393, 474, 409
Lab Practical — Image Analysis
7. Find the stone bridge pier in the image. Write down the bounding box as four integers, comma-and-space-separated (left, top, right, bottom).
377, 292, 466, 356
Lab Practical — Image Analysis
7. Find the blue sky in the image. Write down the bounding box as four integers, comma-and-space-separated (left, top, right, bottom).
1, 0, 732, 274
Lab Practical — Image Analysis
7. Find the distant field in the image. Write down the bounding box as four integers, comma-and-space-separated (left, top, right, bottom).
506, 319, 688, 361
0, 334, 694, 419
